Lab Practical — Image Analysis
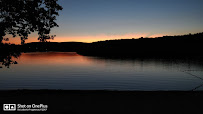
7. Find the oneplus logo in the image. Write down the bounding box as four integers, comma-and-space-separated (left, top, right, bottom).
3, 104, 16, 111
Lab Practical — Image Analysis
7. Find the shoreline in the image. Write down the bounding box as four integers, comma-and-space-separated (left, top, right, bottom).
1, 90, 203, 113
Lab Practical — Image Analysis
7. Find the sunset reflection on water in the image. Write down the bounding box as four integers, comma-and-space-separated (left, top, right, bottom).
1, 52, 203, 91
14, 52, 106, 67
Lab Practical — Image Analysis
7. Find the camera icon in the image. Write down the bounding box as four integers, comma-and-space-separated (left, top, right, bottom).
3, 104, 16, 111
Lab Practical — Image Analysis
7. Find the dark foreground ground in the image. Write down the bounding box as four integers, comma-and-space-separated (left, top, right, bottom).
0, 90, 203, 113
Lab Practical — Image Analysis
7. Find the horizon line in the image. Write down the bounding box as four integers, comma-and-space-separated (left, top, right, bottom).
3, 32, 203, 45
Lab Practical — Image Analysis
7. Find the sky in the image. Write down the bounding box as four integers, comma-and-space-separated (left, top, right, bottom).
4, 0, 203, 44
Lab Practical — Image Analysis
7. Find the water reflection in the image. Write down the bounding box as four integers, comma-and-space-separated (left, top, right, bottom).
0, 52, 203, 91
87, 56, 203, 91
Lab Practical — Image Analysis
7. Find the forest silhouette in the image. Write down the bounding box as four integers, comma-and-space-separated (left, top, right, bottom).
19, 32, 203, 57
1, 32, 203, 68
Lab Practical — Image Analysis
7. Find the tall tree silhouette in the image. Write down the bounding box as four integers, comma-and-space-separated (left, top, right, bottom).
0, 0, 62, 44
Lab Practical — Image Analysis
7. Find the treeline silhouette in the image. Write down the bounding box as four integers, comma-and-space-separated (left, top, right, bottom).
78, 32, 203, 56
22, 42, 84, 52
1, 32, 203, 68
1, 32, 203, 55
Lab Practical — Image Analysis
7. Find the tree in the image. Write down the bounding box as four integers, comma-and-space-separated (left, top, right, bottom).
0, 51, 20, 68
0, 0, 62, 44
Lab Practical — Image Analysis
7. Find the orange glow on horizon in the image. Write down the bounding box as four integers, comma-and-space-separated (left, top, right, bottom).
2, 33, 167, 44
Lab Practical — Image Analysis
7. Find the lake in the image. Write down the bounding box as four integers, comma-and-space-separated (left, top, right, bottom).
0, 52, 203, 91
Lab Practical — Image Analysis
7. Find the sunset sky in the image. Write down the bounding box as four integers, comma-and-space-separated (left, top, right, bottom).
4, 0, 203, 44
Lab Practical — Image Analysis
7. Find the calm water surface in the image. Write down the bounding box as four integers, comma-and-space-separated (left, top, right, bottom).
0, 52, 203, 90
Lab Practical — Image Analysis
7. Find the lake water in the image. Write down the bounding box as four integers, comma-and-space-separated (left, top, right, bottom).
0, 52, 203, 91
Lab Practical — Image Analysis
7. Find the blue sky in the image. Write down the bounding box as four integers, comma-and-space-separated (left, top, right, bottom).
7, 0, 203, 43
